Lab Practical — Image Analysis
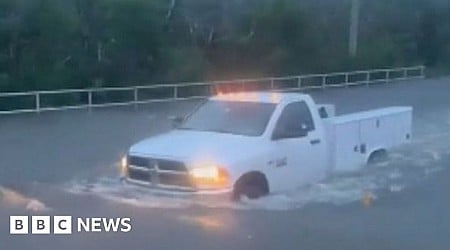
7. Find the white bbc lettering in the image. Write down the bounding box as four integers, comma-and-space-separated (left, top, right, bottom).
121, 218, 132, 232
77, 217, 90, 232
10, 216, 28, 235
54, 216, 72, 234
91, 218, 102, 232
77, 218, 132, 232
9, 216, 132, 234
31, 216, 50, 234
102, 218, 120, 232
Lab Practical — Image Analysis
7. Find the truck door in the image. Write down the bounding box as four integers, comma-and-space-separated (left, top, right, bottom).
268, 101, 326, 192
359, 117, 393, 162
334, 122, 365, 171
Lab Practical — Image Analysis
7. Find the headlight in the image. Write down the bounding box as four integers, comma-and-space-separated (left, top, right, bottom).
189, 165, 229, 188
119, 155, 128, 177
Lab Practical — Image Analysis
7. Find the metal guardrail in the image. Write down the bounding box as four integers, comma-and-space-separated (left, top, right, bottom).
0, 65, 425, 115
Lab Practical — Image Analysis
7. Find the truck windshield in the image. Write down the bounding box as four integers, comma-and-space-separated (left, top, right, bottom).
179, 100, 276, 136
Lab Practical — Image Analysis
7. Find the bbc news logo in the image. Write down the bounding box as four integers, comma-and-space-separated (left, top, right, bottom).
10, 216, 132, 235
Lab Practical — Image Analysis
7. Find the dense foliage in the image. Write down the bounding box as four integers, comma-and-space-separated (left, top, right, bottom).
0, 0, 449, 92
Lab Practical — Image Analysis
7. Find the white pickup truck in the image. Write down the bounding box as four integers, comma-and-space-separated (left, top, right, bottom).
119, 92, 412, 200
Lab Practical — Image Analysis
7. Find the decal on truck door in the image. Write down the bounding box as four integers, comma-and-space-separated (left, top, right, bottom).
276, 157, 287, 167
268, 157, 287, 168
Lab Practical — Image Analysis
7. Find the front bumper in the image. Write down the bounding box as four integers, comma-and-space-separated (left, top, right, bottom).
124, 177, 232, 196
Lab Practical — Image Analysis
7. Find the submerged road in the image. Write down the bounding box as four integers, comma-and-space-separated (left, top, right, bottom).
1, 77, 450, 250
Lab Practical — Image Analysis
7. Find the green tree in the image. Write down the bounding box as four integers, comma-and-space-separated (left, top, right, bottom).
417, 9, 440, 66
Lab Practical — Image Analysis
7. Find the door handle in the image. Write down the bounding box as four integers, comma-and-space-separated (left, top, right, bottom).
310, 139, 321, 145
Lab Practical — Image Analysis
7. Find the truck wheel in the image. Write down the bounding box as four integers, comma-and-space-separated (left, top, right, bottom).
232, 172, 269, 201
368, 149, 388, 165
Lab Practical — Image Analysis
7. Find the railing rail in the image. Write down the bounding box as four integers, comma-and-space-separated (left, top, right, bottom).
0, 65, 425, 115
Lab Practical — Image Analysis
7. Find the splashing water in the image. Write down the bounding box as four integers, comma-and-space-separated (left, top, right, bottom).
63, 133, 450, 211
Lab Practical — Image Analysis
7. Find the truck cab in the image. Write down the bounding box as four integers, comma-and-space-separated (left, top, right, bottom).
120, 92, 328, 200
254, 93, 329, 193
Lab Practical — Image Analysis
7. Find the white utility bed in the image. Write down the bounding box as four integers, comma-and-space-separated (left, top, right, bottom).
324, 107, 412, 172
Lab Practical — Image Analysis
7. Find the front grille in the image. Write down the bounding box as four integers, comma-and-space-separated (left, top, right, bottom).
128, 168, 151, 182
158, 159, 186, 172
158, 173, 192, 187
127, 155, 192, 189
128, 156, 150, 168
128, 156, 187, 172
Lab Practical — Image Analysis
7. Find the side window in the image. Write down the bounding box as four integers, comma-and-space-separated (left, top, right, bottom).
297, 102, 315, 131
273, 102, 315, 138
318, 107, 328, 118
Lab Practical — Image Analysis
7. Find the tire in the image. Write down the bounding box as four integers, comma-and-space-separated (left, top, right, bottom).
232, 173, 269, 201
368, 149, 388, 165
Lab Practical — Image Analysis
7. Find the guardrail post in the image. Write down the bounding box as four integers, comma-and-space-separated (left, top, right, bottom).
88, 91, 92, 110
386, 70, 390, 84
133, 87, 138, 109
345, 73, 349, 88
322, 75, 326, 89
403, 68, 408, 80
173, 86, 178, 100
270, 78, 275, 90
366, 72, 370, 86
241, 81, 246, 91
209, 84, 214, 96
297, 77, 302, 90
35, 92, 40, 113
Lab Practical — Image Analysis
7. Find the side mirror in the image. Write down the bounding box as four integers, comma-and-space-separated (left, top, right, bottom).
272, 128, 308, 141
169, 116, 184, 128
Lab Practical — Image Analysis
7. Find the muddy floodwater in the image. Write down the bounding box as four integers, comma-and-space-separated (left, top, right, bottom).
2, 77, 450, 250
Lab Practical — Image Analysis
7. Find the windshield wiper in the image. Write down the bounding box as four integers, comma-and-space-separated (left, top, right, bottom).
178, 127, 238, 135
177, 127, 196, 130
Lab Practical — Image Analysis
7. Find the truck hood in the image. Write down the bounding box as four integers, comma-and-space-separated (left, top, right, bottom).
129, 129, 264, 165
